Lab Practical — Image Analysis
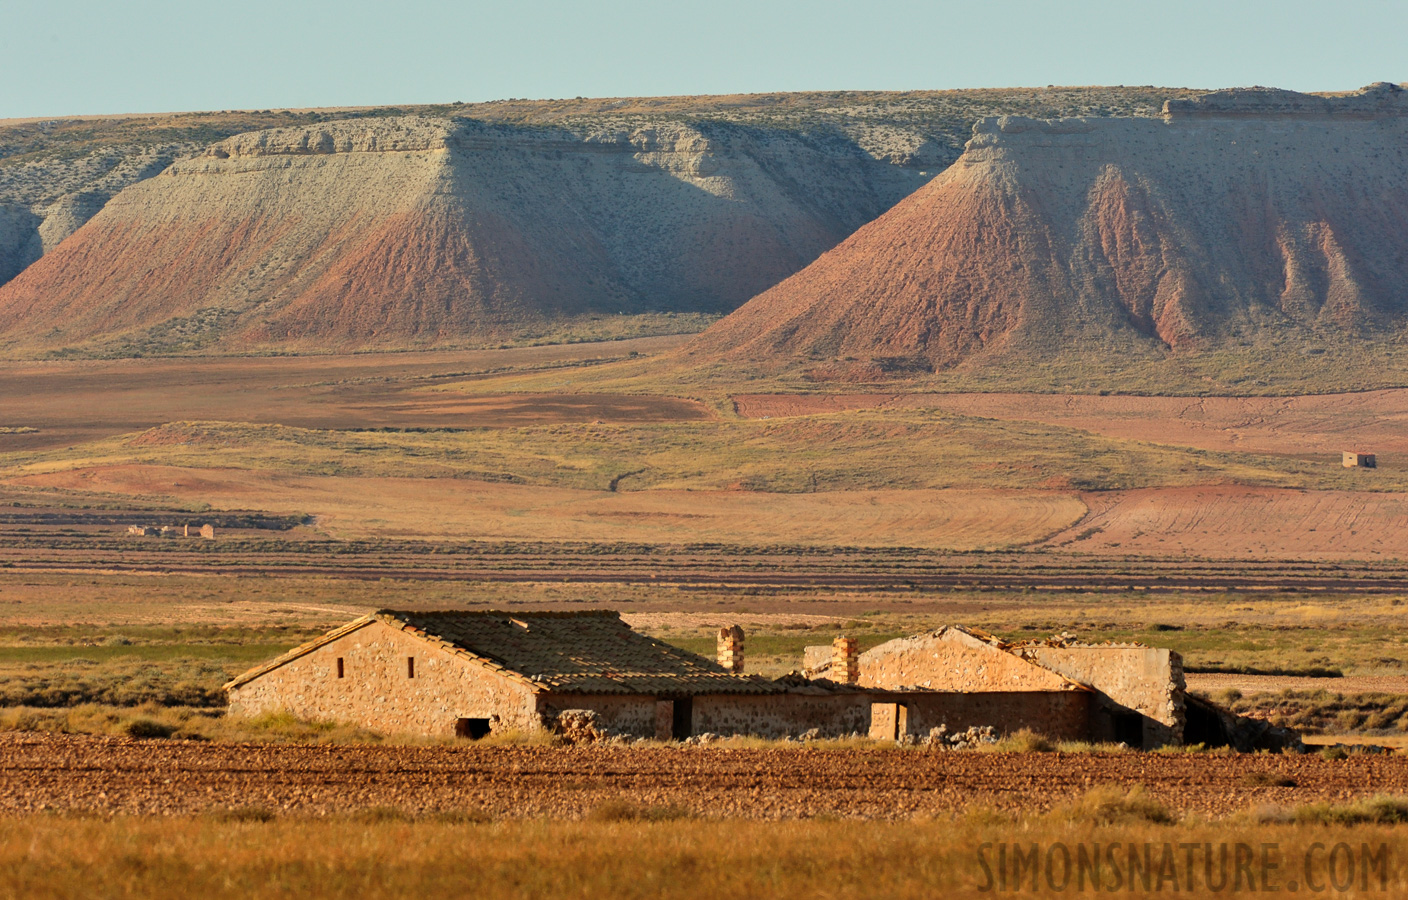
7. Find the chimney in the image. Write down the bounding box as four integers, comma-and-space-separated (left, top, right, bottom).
833, 636, 859, 685
717, 625, 744, 674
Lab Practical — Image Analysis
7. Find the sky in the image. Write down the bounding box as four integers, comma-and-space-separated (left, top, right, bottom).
1, 0, 1404, 118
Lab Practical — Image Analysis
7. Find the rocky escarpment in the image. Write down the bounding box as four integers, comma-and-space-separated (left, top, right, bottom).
0, 115, 926, 354
0, 140, 194, 283
687, 83, 1408, 375
0, 87, 1204, 356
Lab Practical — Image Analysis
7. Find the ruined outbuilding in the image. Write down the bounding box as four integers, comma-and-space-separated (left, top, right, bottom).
812, 626, 1183, 748
808, 626, 1293, 751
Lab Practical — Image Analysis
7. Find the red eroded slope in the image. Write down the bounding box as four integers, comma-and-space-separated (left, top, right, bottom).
243, 206, 627, 350
688, 167, 1049, 367
0, 214, 298, 343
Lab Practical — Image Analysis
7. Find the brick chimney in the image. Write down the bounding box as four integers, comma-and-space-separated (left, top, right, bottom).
717, 625, 744, 674
833, 635, 859, 685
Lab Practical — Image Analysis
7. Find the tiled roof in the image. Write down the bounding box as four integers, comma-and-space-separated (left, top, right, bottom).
226, 609, 784, 695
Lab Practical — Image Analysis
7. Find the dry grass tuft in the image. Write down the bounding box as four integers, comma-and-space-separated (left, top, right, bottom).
586, 800, 694, 822
1053, 785, 1178, 826
0, 704, 387, 745
982, 728, 1054, 753
1293, 796, 1408, 826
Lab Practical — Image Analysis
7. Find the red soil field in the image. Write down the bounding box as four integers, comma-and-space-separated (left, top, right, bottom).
0, 336, 696, 452
1045, 486, 1408, 559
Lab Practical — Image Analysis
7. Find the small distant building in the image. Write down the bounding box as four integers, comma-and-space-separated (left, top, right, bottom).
200, 524, 215, 539
1343, 452, 1376, 468
126, 525, 156, 536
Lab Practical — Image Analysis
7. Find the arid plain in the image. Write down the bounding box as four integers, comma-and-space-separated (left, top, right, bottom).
7, 82, 1408, 898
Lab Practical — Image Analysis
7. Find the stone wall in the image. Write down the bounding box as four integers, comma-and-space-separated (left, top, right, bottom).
695, 689, 1092, 741
227, 620, 539, 737
883, 691, 1092, 742
537, 694, 658, 739
859, 628, 1077, 692
694, 692, 870, 738
1020, 646, 1185, 748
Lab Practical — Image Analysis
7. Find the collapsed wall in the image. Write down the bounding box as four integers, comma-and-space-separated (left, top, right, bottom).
844, 627, 1186, 749
1013, 639, 1185, 748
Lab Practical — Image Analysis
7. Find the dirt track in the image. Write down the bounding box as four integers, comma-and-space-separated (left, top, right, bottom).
2, 734, 1402, 819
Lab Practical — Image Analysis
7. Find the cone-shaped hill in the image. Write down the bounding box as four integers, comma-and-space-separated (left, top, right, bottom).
0, 116, 918, 355
687, 83, 1408, 380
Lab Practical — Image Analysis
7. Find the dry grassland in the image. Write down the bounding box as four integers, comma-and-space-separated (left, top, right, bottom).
3, 342, 1407, 556
6, 814, 1403, 899
0, 335, 695, 452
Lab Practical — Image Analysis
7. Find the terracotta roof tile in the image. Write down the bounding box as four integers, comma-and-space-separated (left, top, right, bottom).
376, 610, 783, 695
225, 609, 784, 695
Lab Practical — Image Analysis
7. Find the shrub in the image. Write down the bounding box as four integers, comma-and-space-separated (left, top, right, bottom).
122, 718, 176, 739
211, 807, 276, 823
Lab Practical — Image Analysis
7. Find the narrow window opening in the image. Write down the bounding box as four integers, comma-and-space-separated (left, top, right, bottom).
671, 696, 693, 740
336, 657, 344, 679
407, 656, 415, 678
455, 718, 491, 740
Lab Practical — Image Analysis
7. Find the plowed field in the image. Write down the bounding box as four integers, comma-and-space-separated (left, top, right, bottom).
1046, 486, 1408, 558
2, 734, 1400, 819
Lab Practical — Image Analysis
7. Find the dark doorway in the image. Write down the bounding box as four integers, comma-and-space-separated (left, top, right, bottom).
455, 717, 491, 739
1184, 696, 1234, 748
671, 697, 693, 740
1113, 711, 1144, 748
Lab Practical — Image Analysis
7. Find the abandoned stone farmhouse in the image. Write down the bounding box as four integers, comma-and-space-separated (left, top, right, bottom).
225, 610, 1294, 750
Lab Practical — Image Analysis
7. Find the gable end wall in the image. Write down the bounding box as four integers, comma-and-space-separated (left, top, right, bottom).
1024, 647, 1185, 748
227, 620, 540, 736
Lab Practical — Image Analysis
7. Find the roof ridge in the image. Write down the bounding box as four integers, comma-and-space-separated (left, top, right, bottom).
229, 609, 785, 697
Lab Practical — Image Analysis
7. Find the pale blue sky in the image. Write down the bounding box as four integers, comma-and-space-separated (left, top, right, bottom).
2, 0, 1403, 118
